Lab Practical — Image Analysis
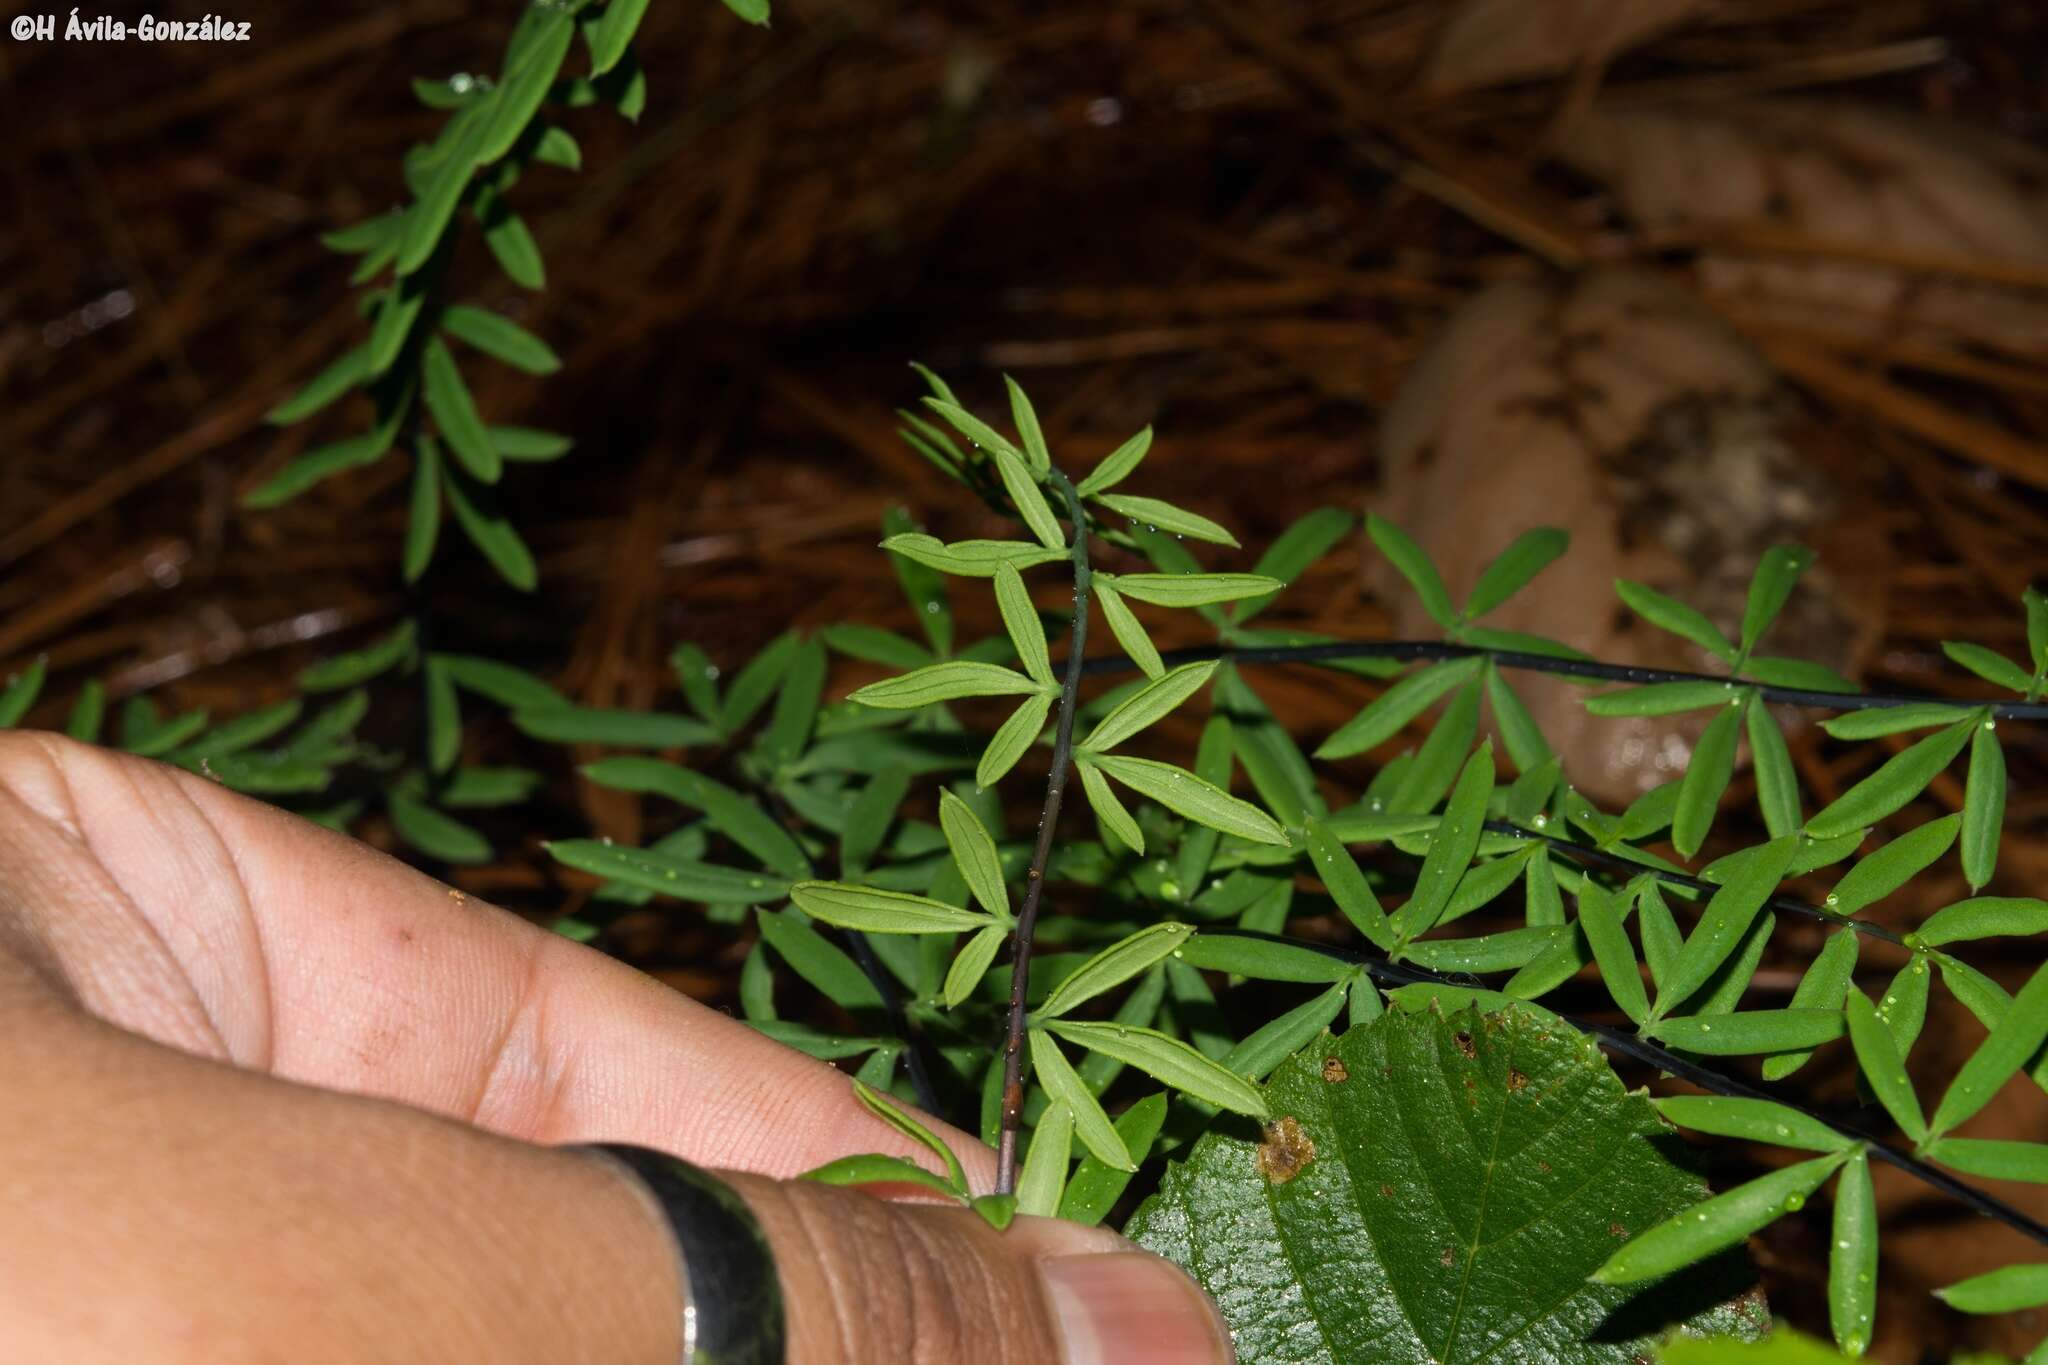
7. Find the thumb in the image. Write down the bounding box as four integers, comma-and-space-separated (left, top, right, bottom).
717, 1171, 1234, 1364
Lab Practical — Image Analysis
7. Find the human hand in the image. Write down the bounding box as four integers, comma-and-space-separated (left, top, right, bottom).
0, 733, 1230, 1363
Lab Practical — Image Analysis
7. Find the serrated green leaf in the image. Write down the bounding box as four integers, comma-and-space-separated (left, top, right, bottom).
1047, 1020, 1266, 1118
1739, 545, 1814, 658
1585, 681, 1736, 717
1944, 640, 2033, 693
1131, 1004, 1764, 1361
1039, 923, 1192, 1019
1093, 493, 1239, 548
547, 840, 791, 904
1092, 753, 1288, 847
1806, 718, 1973, 839
993, 562, 1051, 687
1314, 656, 1482, 760
0, 658, 48, 728
942, 924, 1008, 1010
1464, 527, 1568, 621
1675, 693, 1747, 858
849, 660, 1044, 710
880, 533, 1067, 579
1074, 425, 1151, 498
791, 880, 998, 934
1015, 1100, 1073, 1218
1653, 1096, 1852, 1153
1929, 960, 2048, 1138
1844, 990, 1925, 1143
1080, 661, 1215, 755
1962, 721, 2005, 891
1616, 579, 1736, 663
440, 304, 560, 376
1595, 1148, 1849, 1284
1105, 572, 1283, 609
1030, 1031, 1133, 1171
1367, 514, 1456, 629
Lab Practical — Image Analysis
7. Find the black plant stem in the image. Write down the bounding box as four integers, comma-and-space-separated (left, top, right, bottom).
1201, 927, 2048, 1249
994, 470, 1090, 1196
1073, 640, 2048, 721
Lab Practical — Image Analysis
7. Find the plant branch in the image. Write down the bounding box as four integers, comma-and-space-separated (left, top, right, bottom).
1073, 639, 2048, 720
994, 470, 1090, 1195
1201, 926, 2048, 1249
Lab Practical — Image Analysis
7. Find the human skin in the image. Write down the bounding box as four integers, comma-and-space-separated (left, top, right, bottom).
0, 732, 1231, 1363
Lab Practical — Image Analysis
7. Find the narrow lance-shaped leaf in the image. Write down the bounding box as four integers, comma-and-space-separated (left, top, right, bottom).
1820, 702, 1973, 740
801, 1154, 958, 1200
545, 842, 790, 904
1936, 1264, 2048, 1315
1826, 813, 1960, 916
440, 304, 561, 375
755, 908, 881, 1011
1843, 990, 1926, 1144
849, 661, 1045, 710
1913, 897, 2048, 948
388, 790, 491, 864
936, 789, 1009, 921
1004, 375, 1049, 471
513, 706, 717, 748
1093, 493, 1238, 548
1059, 1092, 1167, 1227
881, 533, 1066, 580
1652, 1096, 1853, 1153
1105, 572, 1283, 610
403, 439, 443, 583
1222, 979, 1351, 1080
1302, 816, 1394, 951
1174, 933, 1354, 983
1929, 959, 2048, 1138
473, 4, 576, 164
584, 0, 651, 75
1047, 1020, 1267, 1119
2025, 585, 2048, 677
1943, 640, 2034, 693
1081, 661, 1215, 755
0, 658, 48, 728
1314, 656, 1482, 760
977, 692, 1051, 791
1073, 425, 1151, 498
719, 631, 800, 736
942, 924, 1007, 1010
443, 463, 537, 590
1615, 579, 1736, 663
267, 344, 368, 425
1762, 929, 1859, 1082
1584, 681, 1733, 717
1748, 701, 1803, 839
993, 446, 1065, 551
1485, 666, 1554, 774
993, 562, 1051, 687
790, 881, 999, 934
1029, 1031, 1133, 1171
424, 655, 461, 774
1392, 741, 1492, 946
1039, 923, 1193, 1019
1015, 1101, 1073, 1219
1077, 758, 1144, 855
1924, 1137, 2048, 1185
1738, 544, 1814, 659
1091, 754, 1289, 847
1463, 527, 1568, 621
1231, 507, 1353, 624
1593, 1149, 1852, 1284
1366, 514, 1455, 628
1962, 718, 2004, 891
1651, 835, 1797, 1019
1092, 579, 1162, 680
1578, 880, 1648, 1024
1673, 692, 1746, 858
1806, 718, 1973, 840
1831, 1150, 1878, 1357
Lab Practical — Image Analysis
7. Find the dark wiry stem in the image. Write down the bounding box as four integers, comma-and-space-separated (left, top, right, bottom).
1073, 640, 2048, 721
994, 470, 1089, 1195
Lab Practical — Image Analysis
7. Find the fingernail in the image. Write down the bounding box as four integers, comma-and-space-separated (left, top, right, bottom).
1040, 1252, 1234, 1365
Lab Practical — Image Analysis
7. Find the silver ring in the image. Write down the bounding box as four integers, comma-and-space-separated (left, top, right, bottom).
578, 1143, 787, 1365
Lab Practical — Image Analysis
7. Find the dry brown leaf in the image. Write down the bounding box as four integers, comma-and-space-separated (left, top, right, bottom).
1372, 268, 1885, 803
1561, 100, 2048, 356
1416, 0, 1707, 96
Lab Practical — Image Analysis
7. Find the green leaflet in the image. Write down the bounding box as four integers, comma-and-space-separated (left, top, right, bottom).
1462, 527, 1567, 621
1131, 1005, 1765, 1362
719, 631, 800, 735
60, 681, 102, 742
1652, 1096, 1853, 1153
1806, 718, 1974, 838
1401, 926, 1562, 974
438, 650, 569, 703
299, 621, 417, 691
1925, 1137, 2048, 1185
1214, 663, 1322, 828
1651, 1009, 1843, 1055
267, 344, 368, 425
439, 304, 560, 375
1962, 720, 2005, 890
1104, 572, 1284, 609
1366, 514, 1455, 628
1077, 758, 1144, 854
1747, 701, 1803, 840
1484, 667, 1553, 774
1579, 880, 1648, 1024
546, 841, 790, 904
1385, 678, 1479, 814
1039, 923, 1193, 1018
2027, 586, 2048, 675
0, 657, 47, 727
756, 908, 881, 1010
1315, 656, 1483, 760
1175, 932, 1354, 983
1739, 544, 1813, 659
1595, 1149, 1851, 1285
1029, 1031, 1133, 1171
1615, 579, 1736, 663
801, 1154, 957, 1200
1002, 375, 1050, 470
1046, 1020, 1267, 1118
1080, 661, 1215, 754
1302, 816, 1394, 950
849, 1076, 969, 1193
491, 425, 573, 461
977, 692, 1052, 790
819, 625, 933, 670
936, 789, 1009, 920
1761, 929, 1858, 1082
1651, 836, 1796, 1019
991, 446, 1064, 550
1911, 896, 2048, 947
790, 881, 1000, 934
848, 661, 1046, 709
1015, 1101, 1074, 1218
1818, 702, 1969, 740
1944, 640, 2034, 693
1233, 507, 1353, 624
1223, 979, 1351, 1079
1937, 1264, 2048, 1315
993, 562, 1052, 686
512, 705, 718, 748
580, 756, 810, 875
942, 924, 1008, 1010
1673, 693, 1746, 857
423, 656, 461, 773
1093, 493, 1238, 548
1843, 990, 1926, 1144
1825, 813, 1958, 916
1092, 580, 1163, 680
1073, 426, 1151, 497
1830, 1150, 1878, 1356
388, 790, 491, 864
442, 461, 537, 589
243, 432, 391, 509
880, 533, 1066, 577
404, 440, 443, 582
474, 4, 576, 165
922, 397, 1022, 462
584, 0, 651, 74
760, 637, 827, 767
1391, 742, 1492, 947
1059, 1092, 1167, 1226
1090, 753, 1289, 847
1584, 681, 1733, 717
1929, 959, 2048, 1138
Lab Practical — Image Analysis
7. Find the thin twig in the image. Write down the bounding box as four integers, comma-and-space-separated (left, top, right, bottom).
1201, 927, 2048, 1250
1072, 639, 2048, 720
994, 470, 1090, 1195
